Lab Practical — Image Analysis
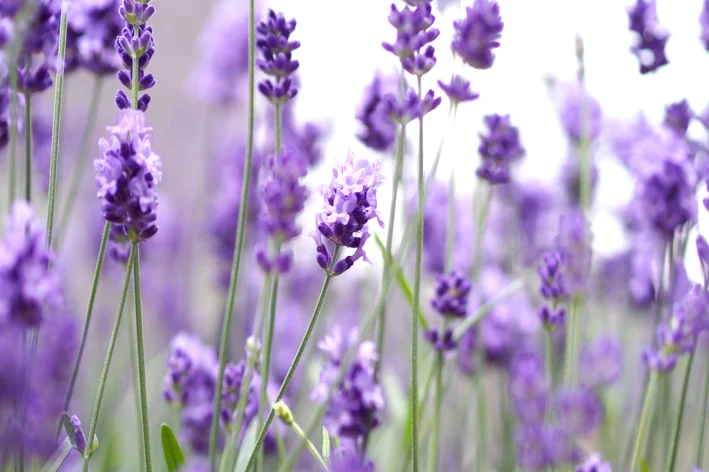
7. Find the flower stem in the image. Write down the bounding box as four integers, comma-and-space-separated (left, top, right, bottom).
665, 351, 695, 472
56, 221, 110, 438
629, 372, 659, 472
243, 252, 339, 472
127, 291, 146, 472
209, 0, 257, 465
475, 363, 487, 470
55, 78, 103, 248
471, 183, 492, 283
132, 243, 153, 472
697, 351, 709, 467
44, 0, 70, 248
563, 296, 583, 385
83, 247, 136, 471
545, 330, 554, 389
290, 420, 329, 471
410, 75, 425, 472
23, 91, 31, 203
427, 354, 444, 472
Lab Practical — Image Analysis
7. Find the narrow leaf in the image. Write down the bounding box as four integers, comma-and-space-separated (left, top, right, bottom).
40, 437, 73, 472
161, 423, 185, 472
60, 412, 75, 447
374, 233, 430, 331
322, 427, 331, 463
234, 420, 258, 472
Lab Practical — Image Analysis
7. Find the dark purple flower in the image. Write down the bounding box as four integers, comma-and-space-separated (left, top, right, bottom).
640, 157, 696, 238
355, 72, 399, 152
452, 0, 503, 70
664, 99, 693, 136
431, 271, 471, 317
383, 3, 439, 76
381, 87, 441, 125
311, 152, 383, 276
256, 150, 308, 273
437, 74, 479, 105
67, 0, 123, 75
538, 304, 566, 330
554, 387, 603, 437
509, 349, 548, 425
423, 328, 457, 352
628, 0, 669, 74
0, 201, 62, 328
94, 109, 162, 242
578, 336, 623, 388
702, 0, 709, 51
312, 328, 385, 443
71, 415, 87, 452
477, 114, 525, 184
256, 10, 300, 104
538, 250, 568, 302
0, 84, 9, 150
576, 453, 612, 472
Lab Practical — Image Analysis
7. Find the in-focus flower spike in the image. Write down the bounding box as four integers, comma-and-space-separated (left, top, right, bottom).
538, 251, 568, 301
67, 0, 124, 75
256, 149, 308, 273
312, 327, 385, 444
355, 71, 399, 152
71, 415, 87, 453
628, 0, 669, 74
95, 109, 162, 242
0, 200, 63, 328
437, 75, 479, 105
477, 114, 525, 184
576, 453, 612, 472
452, 0, 504, 70
383, 2, 439, 78
508, 349, 548, 425
256, 10, 300, 104
114, 0, 156, 111
311, 151, 383, 276
578, 336, 623, 388
382, 88, 441, 126
663, 99, 694, 137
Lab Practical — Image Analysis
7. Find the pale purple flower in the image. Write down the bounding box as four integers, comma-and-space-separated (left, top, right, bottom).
576, 453, 612, 472
452, 0, 503, 70
578, 336, 623, 388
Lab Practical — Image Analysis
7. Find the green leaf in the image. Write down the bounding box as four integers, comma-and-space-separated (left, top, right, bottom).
60, 412, 75, 447
373, 233, 430, 331
161, 423, 185, 472
234, 420, 258, 472
40, 437, 73, 472
322, 427, 331, 463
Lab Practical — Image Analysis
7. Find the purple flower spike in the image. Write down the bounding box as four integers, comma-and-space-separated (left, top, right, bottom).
554, 387, 603, 437
578, 336, 623, 388
477, 114, 525, 184
555, 209, 593, 296
431, 271, 472, 318
538, 304, 566, 331
383, 2, 439, 77
355, 72, 399, 152
664, 99, 694, 137
256, 10, 300, 104
66, 0, 124, 75
424, 328, 457, 352
114, 0, 156, 110
0, 85, 9, 150
576, 453, 612, 472
311, 152, 383, 276
452, 0, 504, 70
509, 349, 548, 425
538, 250, 568, 301
94, 109, 162, 242
438, 75, 479, 105
0, 201, 62, 329
628, 0, 669, 74
70, 415, 87, 452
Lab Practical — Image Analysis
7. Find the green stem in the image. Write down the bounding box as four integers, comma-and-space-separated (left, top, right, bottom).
23, 91, 31, 203
665, 352, 695, 472
630, 372, 659, 472
697, 351, 709, 467
131, 54, 139, 110
427, 354, 444, 472
243, 252, 339, 472
128, 291, 146, 472
44, 0, 70, 248
132, 243, 153, 472
475, 363, 487, 470
82, 247, 136, 471
55, 78, 103, 248
56, 222, 110, 438
410, 75, 424, 472
545, 330, 554, 390
290, 421, 329, 472
445, 170, 455, 274
563, 296, 582, 385
471, 184, 492, 283
208, 0, 257, 464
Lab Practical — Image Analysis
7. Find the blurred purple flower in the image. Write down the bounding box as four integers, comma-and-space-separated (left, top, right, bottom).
578, 336, 623, 388
557, 83, 602, 143
509, 349, 548, 425
554, 387, 603, 437
356, 71, 399, 152
554, 209, 593, 296
452, 0, 503, 70
477, 114, 525, 184
702, 0, 709, 51
664, 99, 694, 137
576, 453, 612, 472
628, 0, 669, 74
67, 0, 123, 75
516, 423, 578, 470
438, 74, 479, 105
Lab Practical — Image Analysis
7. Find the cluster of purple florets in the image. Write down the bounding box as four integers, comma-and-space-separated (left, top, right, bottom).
66, 0, 123, 75
424, 271, 472, 352
452, 0, 503, 70
256, 10, 300, 104
477, 114, 525, 184
627, 0, 669, 74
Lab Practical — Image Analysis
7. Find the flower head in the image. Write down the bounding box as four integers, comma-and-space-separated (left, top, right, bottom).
382, 88, 441, 125
558, 83, 602, 143
256, 10, 300, 104
383, 3, 439, 77
355, 72, 399, 152
438, 74, 479, 105
628, 0, 669, 74
664, 99, 694, 137
452, 0, 504, 70
477, 114, 525, 184
431, 271, 471, 317
67, 0, 123, 75
312, 152, 383, 276
554, 209, 593, 296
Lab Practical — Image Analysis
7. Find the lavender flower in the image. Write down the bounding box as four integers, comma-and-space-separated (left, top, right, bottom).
509, 349, 548, 425
355, 71, 399, 152
558, 83, 602, 143
383, 2, 439, 77
437, 74, 479, 105
256, 150, 308, 273
311, 152, 383, 276
538, 250, 568, 302
663, 99, 693, 137
431, 271, 471, 317
67, 0, 123, 75
95, 109, 162, 242
452, 0, 503, 70
702, 0, 709, 52
256, 10, 300, 104
628, 0, 669, 74
423, 328, 457, 352
477, 114, 525, 184
578, 336, 623, 388
0, 84, 9, 150
331, 445, 376, 472
553, 388, 603, 437
312, 327, 385, 443
0, 201, 62, 328
516, 423, 578, 470
576, 453, 612, 472
71, 415, 87, 452
382, 87, 441, 125
554, 209, 593, 296
220, 361, 259, 429
538, 304, 566, 331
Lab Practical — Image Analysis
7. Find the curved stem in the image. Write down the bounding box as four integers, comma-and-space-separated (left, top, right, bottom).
132, 243, 153, 472
56, 222, 110, 438
630, 372, 659, 472
23, 91, 31, 203
290, 421, 329, 472
410, 75, 424, 472
665, 351, 695, 472
44, 0, 70, 248
208, 0, 256, 465
55, 78, 103, 248
243, 253, 338, 472
82, 247, 136, 471
697, 351, 709, 467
